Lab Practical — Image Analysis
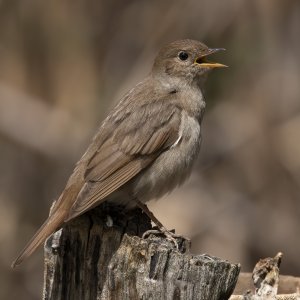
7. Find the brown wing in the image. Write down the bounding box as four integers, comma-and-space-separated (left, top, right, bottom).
67, 100, 181, 220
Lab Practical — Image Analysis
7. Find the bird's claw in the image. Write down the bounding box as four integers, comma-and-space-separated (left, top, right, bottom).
142, 228, 190, 251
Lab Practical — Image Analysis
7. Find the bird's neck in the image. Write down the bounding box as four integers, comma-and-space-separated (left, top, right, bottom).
152, 73, 206, 121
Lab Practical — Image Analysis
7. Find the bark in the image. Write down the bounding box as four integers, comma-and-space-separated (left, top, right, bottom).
43, 204, 240, 300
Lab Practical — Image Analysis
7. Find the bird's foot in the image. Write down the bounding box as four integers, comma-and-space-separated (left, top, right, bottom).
142, 227, 190, 251
132, 198, 190, 251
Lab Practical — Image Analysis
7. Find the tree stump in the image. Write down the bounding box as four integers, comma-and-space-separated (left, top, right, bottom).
43, 204, 240, 300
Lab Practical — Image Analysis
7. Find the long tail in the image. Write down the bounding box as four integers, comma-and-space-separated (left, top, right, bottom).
11, 210, 66, 268
11, 181, 83, 268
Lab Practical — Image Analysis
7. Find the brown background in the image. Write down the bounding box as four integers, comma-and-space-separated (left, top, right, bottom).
1, 0, 300, 299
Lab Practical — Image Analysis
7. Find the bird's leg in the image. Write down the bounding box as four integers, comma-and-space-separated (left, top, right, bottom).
133, 198, 189, 249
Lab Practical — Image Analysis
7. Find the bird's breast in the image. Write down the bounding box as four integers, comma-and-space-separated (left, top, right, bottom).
132, 112, 202, 203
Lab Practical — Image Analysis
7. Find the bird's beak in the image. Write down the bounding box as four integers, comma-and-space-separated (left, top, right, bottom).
195, 48, 227, 68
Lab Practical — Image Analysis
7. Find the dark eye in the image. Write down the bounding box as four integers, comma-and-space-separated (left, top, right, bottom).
178, 51, 189, 61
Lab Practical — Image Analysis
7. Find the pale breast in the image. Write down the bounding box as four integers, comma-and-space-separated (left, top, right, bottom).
132, 111, 202, 203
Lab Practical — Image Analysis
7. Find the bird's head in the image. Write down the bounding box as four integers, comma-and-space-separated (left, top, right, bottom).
152, 39, 226, 85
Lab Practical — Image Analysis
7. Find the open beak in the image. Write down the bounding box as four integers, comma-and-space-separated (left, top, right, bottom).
195, 48, 227, 68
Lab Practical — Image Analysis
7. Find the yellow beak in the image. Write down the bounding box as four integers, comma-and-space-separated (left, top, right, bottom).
198, 62, 227, 68
195, 48, 227, 68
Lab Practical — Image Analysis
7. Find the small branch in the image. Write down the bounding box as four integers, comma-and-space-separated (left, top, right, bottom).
230, 253, 300, 300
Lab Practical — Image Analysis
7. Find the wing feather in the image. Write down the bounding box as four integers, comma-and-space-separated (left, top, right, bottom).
68, 156, 153, 219
67, 92, 182, 221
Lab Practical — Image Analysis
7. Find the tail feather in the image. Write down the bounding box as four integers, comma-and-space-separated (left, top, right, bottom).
11, 212, 65, 268
11, 182, 84, 268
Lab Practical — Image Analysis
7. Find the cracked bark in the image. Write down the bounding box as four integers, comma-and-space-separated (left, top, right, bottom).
43, 204, 240, 300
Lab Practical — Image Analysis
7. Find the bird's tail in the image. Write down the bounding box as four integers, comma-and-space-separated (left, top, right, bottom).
11, 210, 65, 268
11, 182, 83, 268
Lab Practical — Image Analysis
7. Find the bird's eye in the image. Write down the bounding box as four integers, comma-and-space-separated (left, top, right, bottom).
178, 51, 189, 61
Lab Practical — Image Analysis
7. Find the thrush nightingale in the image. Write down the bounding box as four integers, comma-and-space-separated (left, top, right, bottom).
12, 39, 226, 268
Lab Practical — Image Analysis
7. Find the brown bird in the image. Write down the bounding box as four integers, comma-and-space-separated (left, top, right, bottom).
12, 39, 226, 268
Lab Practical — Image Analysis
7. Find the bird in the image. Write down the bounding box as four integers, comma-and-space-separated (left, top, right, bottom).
12, 39, 226, 268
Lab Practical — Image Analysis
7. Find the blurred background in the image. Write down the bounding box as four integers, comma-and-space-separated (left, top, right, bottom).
1, 0, 300, 298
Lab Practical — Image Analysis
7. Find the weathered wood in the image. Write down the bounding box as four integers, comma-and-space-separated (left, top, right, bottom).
230, 253, 300, 300
43, 204, 240, 300
233, 273, 300, 296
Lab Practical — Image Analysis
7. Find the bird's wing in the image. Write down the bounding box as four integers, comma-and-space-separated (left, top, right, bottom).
67, 98, 181, 220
